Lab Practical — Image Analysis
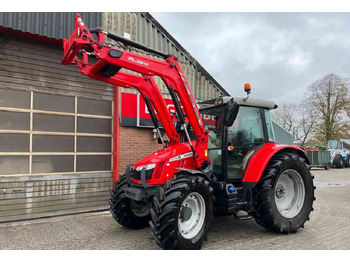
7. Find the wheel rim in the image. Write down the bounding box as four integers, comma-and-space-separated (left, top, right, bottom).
130, 200, 150, 217
178, 192, 206, 239
274, 169, 305, 219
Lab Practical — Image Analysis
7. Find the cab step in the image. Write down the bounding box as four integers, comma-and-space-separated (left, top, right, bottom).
234, 211, 253, 220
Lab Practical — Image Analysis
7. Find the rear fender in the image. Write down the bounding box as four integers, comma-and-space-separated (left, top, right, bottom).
242, 143, 309, 188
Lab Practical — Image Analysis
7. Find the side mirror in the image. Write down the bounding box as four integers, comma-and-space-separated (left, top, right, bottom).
223, 99, 239, 126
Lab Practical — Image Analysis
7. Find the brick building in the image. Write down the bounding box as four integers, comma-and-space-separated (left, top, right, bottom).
0, 12, 228, 222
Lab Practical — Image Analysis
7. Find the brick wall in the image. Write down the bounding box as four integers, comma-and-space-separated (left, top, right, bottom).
118, 126, 163, 174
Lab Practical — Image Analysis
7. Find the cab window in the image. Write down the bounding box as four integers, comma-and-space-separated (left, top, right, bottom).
227, 106, 264, 148
226, 106, 265, 180
264, 109, 276, 142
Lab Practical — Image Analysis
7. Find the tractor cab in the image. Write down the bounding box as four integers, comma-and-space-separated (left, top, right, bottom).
199, 96, 278, 182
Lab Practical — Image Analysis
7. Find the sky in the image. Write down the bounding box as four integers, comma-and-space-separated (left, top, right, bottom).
151, 12, 350, 105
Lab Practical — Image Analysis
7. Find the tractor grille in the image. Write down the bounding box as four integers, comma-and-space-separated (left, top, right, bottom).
132, 169, 154, 181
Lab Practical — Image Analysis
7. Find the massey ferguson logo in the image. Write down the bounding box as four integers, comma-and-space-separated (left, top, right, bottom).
169, 152, 193, 162
128, 57, 149, 66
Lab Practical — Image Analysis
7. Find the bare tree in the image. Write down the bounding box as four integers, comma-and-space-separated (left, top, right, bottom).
294, 100, 318, 147
272, 101, 318, 147
306, 74, 350, 142
272, 103, 300, 141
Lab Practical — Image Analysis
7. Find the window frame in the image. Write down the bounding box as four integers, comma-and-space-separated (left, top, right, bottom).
0, 89, 113, 176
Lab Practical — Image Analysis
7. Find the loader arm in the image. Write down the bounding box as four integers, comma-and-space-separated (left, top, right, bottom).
61, 14, 209, 169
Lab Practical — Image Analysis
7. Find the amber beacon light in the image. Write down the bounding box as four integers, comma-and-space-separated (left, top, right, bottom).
244, 83, 251, 94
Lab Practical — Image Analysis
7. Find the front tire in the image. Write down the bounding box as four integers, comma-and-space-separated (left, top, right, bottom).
149, 175, 214, 250
109, 175, 151, 229
252, 152, 315, 233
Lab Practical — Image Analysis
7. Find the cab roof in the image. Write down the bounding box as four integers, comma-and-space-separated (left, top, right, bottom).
199, 96, 278, 110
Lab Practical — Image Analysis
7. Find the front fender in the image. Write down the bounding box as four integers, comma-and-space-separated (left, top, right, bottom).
175, 167, 212, 181
242, 143, 309, 188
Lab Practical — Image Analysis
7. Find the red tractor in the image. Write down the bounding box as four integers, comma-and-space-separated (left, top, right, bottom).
62, 14, 315, 250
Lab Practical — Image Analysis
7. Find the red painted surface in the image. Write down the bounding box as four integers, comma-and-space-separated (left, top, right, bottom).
120, 93, 138, 118
304, 148, 318, 151
61, 14, 209, 183
242, 143, 305, 183
132, 142, 197, 185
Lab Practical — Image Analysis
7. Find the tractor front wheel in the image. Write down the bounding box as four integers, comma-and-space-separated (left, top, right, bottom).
252, 152, 315, 233
149, 175, 214, 250
109, 175, 151, 229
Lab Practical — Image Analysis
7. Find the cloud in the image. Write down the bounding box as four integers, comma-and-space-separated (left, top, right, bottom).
151, 12, 350, 104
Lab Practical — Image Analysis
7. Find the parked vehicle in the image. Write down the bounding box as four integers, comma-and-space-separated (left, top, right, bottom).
304, 148, 331, 170
61, 14, 316, 250
327, 139, 350, 168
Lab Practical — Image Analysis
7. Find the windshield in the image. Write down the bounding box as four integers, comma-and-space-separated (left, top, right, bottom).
227, 106, 265, 147
327, 140, 340, 149
199, 105, 268, 148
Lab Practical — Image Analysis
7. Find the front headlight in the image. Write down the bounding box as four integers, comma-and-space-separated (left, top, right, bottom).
135, 163, 156, 172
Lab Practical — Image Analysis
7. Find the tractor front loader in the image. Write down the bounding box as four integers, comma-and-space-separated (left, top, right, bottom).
61, 14, 315, 250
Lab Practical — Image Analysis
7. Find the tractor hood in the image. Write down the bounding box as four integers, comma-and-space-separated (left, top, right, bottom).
134, 141, 196, 168
133, 141, 198, 184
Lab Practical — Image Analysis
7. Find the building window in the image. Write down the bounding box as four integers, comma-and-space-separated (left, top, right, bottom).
0, 88, 113, 176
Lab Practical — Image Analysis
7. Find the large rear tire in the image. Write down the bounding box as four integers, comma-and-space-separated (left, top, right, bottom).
149, 175, 214, 250
333, 154, 345, 168
344, 154, 350, 167
109, 175, 151, 229
252, 152, 315, 233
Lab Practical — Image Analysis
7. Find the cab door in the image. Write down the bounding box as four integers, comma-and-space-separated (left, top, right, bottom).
224, 106, 267, 180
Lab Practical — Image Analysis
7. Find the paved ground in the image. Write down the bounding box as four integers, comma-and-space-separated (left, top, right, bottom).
0, 168, 350, 250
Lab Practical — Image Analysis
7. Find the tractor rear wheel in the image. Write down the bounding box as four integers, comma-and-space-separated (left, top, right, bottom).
149, 175, 214, 250
344, 154, 350, 167
109, 175, 151, 229
252, 152, 315, 233
333, 154, 345, 168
